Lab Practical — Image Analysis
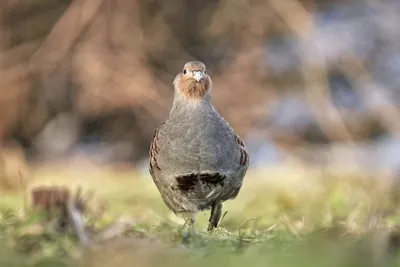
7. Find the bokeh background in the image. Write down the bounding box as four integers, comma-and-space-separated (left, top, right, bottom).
2, 0, 400, 176
1, 1, 400, 266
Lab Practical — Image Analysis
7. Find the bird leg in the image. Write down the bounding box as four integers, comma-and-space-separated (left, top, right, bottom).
182, 213, 196, 228
181, 213, 197, 242
208, 202, 222, 231
188, 214, 197, 236
189, 214, 196, 227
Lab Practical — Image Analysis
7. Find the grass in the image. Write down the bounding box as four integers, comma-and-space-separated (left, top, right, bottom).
1, 161, 400, 267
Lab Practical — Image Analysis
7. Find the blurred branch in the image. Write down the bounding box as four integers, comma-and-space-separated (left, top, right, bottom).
67, 197, 90, 247
269, 0, 355, 143
338, 52, 400, 137
0, 64, 30, 139
30, 0, 104, 74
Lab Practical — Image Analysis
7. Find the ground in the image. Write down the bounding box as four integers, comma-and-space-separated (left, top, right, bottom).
1, 161, 400, 267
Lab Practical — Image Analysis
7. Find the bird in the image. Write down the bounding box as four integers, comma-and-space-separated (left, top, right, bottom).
149, 61, 249, 231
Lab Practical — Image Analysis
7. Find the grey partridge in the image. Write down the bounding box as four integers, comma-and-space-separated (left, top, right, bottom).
149, 61, 249, 231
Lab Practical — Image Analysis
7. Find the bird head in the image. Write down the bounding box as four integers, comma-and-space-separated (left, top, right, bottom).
173, 61, 212, 101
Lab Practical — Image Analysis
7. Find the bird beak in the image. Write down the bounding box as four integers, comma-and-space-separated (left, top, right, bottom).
192, 71, 204, 82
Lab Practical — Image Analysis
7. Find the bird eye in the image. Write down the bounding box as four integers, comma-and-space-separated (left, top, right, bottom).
183, 69, 187, 75
204, 70, 207, 74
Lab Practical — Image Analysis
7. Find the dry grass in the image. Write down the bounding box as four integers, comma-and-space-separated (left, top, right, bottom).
1, 162, 400, 266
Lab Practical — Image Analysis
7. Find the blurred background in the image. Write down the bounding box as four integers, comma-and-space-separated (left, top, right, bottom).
1, 0, 400, 185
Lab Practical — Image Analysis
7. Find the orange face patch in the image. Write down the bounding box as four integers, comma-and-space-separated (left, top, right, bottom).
176, 75, 211, 99
174, 61, 212, 100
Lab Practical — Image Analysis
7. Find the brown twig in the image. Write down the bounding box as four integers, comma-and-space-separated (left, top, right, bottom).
30, 0, 104, 73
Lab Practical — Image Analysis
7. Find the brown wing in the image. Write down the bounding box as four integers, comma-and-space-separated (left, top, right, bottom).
234, 132, 249, 168
149, 122, 165, 176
